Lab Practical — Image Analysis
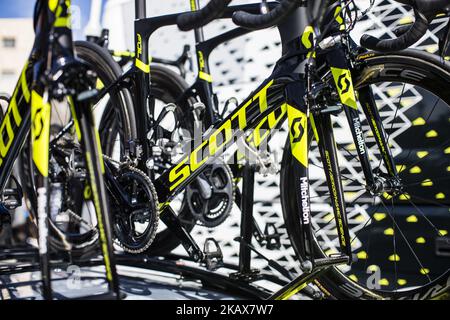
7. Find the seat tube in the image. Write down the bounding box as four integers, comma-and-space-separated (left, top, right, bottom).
135, 0, 146, 19
190, 0, 205, 42
133, 3, 152, 171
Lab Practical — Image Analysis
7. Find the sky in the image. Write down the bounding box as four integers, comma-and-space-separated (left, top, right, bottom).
0, 0, 99, 39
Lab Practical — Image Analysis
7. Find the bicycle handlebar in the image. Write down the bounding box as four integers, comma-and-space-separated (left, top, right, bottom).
232, 0, 302, 30
360, 0, 450, 52
177, 0, 232, 31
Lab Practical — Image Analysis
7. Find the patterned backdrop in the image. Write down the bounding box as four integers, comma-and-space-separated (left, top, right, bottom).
103, 0, 449, 290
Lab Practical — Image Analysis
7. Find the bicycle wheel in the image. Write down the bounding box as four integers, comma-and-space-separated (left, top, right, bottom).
19, 41, 135, 258
282, 50, 450, 299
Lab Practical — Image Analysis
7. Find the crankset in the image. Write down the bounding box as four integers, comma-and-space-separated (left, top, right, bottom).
186, 158, 235, 228
105, 160, 159, 254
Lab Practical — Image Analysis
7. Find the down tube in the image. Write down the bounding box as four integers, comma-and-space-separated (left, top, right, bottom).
0, 63, 32, 191
153, 77, 286, 207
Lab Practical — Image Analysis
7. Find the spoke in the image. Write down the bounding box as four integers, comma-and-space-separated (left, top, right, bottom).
340, 145, 359, 163
379, 198, 432, 283
314, 218, 335, 236
406, 192, 449, 209
398, 96, 441, 173
350, 215, 372, 245
404, 196, 446, 237
375, 83, 406, 176
356, 197, 378, 274
349, 200, 382, 245
398, 137, 450, 174
347, 190, 370, 207
404, 176, 450, 187
390, 197, 398, 292
309, 162, 362, 185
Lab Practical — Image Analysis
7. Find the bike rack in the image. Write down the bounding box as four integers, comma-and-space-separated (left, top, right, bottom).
0, 160, 334, 300
0, 241, 340, 300
0, 159, 342, 301
0, 248, 279, 299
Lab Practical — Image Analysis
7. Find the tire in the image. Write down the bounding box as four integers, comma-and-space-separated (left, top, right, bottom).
282, 50, 450, 300
18, 41, 134, 258
99, 64, 197, 255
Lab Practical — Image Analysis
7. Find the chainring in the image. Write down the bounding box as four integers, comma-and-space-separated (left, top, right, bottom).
111, 166, 159, 254
186, 159, 235, 228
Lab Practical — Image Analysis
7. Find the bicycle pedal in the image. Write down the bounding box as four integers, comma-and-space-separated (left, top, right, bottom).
263, 223, 281, 250
203, 238, 223, 271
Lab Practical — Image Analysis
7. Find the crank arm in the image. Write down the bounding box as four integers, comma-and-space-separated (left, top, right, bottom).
160, 206, 203, 262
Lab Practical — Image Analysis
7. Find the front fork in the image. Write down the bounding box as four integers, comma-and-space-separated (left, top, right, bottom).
31, 67, 121, 300
314, 111, 352, 259
313, 82, 400, 262
357, 87, 398, 179
31, 88, 53, 300
291, 84, 397, 266
285, 72, 352, 268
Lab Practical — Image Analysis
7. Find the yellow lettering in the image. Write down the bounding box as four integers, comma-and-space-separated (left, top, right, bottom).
169, 158, 190, 191
209, 120, 232, 155
190, 139, 209, 172
231, 99, 250, 130
0, 113, 14, 158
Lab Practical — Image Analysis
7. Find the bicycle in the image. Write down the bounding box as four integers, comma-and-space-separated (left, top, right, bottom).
15, 0, 450, 299
94, 1, 286, 255
85, 0, 450, 299
0, 0, 121, 299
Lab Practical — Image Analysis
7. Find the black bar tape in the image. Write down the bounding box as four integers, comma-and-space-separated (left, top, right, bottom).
360, 10, 429, 52
232, 0, 301, 30
177, 0, 232, 31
